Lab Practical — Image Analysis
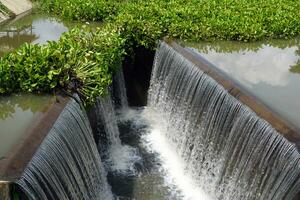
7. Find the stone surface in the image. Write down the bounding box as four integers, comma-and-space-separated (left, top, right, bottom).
0, 181, 10, 200
0, 11, 8, 24
0, 0, 32, 15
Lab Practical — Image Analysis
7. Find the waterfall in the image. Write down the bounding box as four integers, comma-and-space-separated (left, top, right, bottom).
147, 41, 300, 200
94, 94, 140, 174
95, 94, 122, 146
17, 97, 113, 200
113, 67, 129, 109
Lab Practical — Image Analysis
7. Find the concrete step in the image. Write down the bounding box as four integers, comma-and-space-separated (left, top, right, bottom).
0, 0, 32, 16
0, 11, 8, 24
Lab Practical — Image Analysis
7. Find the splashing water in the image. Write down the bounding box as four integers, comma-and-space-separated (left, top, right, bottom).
94, 94, 141, 175
146, 41, 300, 200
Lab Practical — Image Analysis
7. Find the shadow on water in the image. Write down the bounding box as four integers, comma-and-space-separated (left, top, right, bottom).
122, 46, 155, 107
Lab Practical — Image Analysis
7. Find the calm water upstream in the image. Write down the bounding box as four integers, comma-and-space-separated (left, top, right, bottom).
184, 39, 300, 130
0, 13, 98, 57
0, 94, 54, 158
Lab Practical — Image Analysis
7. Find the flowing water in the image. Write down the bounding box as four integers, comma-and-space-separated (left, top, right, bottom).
94, 93, 141, 175
17, 97, 113, 200
92, 42, 300, 200
145, 41, 300, 200
87, 67, 207, 199
113, 68, 129, 109
12, 41, 300, 199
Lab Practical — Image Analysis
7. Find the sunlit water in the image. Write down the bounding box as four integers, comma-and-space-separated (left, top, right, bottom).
184, 39, 300, 129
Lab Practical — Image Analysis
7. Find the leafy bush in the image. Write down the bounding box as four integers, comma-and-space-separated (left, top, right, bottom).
2, 0, 300, 104
33, 0, 123, 22
0, 25, 125, 105
37, 0, 300, 44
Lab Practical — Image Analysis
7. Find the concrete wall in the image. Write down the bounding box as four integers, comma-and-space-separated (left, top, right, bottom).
0, 0, 32, 24
0, 181, 10, 200
0, 11, 8, 24
0, 0, 32, 15
0, 96, 69, 199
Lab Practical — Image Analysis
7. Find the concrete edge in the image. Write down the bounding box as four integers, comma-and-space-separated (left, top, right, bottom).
165, 39, 300, 149
0, 181, 10, 200
0, 0, 32, 16
0, 8, 32, 26
0, 0, 32, 26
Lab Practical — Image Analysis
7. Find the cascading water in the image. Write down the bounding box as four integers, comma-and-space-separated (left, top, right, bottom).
113, 67, 129, 109
146, 41, 300, 200
94, 93, 140, 174
17, 97, 113, 200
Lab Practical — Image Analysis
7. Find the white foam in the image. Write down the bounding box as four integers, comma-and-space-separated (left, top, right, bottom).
106, 144, 141, 175
141, 108, 214, 200
117, 107, 144, 123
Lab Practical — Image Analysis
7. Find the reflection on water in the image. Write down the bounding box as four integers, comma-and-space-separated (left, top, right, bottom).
0, 94, 54, 158
291, 61, 300, 73
0, 13, 71, 57
185, 39, 300, 129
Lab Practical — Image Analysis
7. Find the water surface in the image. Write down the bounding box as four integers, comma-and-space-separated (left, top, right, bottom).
0, 13, 96, 57
184, 39, 300, 130
0, 94, 54, 158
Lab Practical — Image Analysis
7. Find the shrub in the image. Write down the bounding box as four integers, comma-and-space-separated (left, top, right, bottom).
2, 0, 300, 104
0, 25, 125, 105
36, 0, 300, 44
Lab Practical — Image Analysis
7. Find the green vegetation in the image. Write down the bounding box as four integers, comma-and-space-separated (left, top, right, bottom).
290, 62, 300, 74
37, 0, 300, 43
1, 0, 300, 104
0, 25, 125, 104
